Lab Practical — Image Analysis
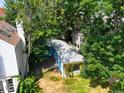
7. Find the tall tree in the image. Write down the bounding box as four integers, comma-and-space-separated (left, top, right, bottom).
54, 0, 84, 41
81, 0, 124, 91
5, 0, 59, 62
4, 0, 17, 25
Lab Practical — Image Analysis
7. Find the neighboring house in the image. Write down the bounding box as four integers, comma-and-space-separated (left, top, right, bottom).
0, 8, 4, 17
71, 31, 84, 51
0, 21, 29, 93
49, 39, 84, 78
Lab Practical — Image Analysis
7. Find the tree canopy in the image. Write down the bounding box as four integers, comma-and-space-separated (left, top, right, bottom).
80, 0, 124, 91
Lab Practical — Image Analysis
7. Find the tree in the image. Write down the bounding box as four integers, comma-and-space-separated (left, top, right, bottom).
4, 0, 86, 59
81, 0, 124, 90
54, 0, 84, 41
4, 0, 23, 25
5, 0, 59, 62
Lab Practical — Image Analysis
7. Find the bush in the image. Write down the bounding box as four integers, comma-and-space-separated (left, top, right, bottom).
110, 90, 124, 93
111, 79, 124, 93
50, 76, 61, 81
80, 70, 88, 79
19, 76, 42, 93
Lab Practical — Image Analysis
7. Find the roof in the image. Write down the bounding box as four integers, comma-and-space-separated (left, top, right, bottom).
0, 21, 20, 46
0, 8, 4, 16
50, 39, 84, 64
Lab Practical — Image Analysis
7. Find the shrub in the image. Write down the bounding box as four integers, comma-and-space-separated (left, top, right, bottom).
111, 79, 124, 93
19, 76, 42, 93
50, 76, 61, 81
80, 70, 88, 79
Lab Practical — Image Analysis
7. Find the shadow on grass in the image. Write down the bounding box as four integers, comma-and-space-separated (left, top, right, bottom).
29, 62, 43, 80
29, 56, 57, 80
90, 79, 109, 88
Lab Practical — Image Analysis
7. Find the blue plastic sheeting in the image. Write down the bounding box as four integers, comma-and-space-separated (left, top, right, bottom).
49, 47, 63, 73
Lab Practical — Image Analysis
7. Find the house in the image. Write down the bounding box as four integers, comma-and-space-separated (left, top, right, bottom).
71, 31, 84, 52
0, 21, 29, 93
49, 39, 84, 78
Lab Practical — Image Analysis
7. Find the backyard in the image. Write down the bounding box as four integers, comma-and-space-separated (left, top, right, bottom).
38, 69, 109, 93
3, 0, 124, 92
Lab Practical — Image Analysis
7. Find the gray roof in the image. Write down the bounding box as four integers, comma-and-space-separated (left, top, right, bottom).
50, 39, 84, 64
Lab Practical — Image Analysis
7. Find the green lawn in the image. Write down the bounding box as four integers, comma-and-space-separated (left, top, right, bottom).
40, 70, 109, 93
64, 77, 90, 93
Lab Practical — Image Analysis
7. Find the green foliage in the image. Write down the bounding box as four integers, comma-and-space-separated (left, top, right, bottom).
55, 0, 86, 41
19, 76, 42, 93
5, 0, 59, 62
111, 79, 124, 92
80, 0, 124, 90
5, 0, 124, 91
4, 0, 23, 25
50, 76, 61, 81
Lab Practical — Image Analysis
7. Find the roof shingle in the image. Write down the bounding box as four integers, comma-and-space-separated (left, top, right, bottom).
50, 39, 84, 64
0, 8, 4, 16
0, 21, 20, 46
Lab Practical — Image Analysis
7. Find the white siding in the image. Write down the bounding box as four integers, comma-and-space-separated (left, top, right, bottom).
15, 41, 28, 78
13, 77, 19, 93
72, 32, 82, 44
0, 40, 19, 77
2, 80, 8, 93
16, 21, 26, 49
0, 78, 19, 93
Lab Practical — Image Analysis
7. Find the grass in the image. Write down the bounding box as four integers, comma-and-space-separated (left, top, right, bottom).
39, 69, 109, 93
64, 77, 90, 93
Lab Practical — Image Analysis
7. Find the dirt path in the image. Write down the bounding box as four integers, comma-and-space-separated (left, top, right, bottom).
38, 78, 67, 93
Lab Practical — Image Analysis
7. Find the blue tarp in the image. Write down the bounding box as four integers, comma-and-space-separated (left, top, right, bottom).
49, 47, 62, 73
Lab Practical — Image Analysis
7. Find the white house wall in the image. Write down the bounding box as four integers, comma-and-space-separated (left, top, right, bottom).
13, 77, 19, 93
72, 32, 82, 45
0, 40, 19, 78
15, 41, 28, 77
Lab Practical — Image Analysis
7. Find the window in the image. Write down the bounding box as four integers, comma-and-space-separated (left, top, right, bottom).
0, 81, 4, 93
0, 30, 11, 38
77, 44, 80, 48
80, 37, 84, 43
6, 79, 14, 92
73, 64, 80, 71
75, 43, 76, 47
